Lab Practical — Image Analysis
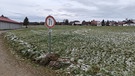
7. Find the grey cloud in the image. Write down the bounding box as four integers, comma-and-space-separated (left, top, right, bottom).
94, 3, 135, 18
1, 0, 135, 21
60, 14, 74, 16
71, 0, 118, 6
119, 5, 135, 18
52, 13, 74, 17
71, 0, 94, 6
62, 3, 73, 7
68, 0, 135, 19
44, 9, 53, 12
60, 8, 91, 16
28, 16, 44, 22
62, 8, 89, 13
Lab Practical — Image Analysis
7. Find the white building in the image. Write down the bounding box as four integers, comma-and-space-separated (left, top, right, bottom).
71, 20, 82, 25
0, 15, 22, 30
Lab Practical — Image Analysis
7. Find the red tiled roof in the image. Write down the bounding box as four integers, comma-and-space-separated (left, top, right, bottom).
0, 16, 20, 24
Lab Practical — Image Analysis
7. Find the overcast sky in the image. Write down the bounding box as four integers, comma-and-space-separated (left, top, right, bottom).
0, 0, 135, 22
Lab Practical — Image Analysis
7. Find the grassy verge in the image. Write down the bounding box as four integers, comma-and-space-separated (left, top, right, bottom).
3, 25, 135, 76
1, 32, 63, 76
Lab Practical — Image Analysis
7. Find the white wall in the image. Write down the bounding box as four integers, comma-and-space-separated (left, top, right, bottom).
0, 22, 22, 29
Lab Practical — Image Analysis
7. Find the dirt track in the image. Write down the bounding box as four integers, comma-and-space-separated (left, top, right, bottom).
0, 31, 55, 76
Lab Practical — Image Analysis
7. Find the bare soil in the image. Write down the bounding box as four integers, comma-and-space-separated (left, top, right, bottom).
0, 31, 56, 76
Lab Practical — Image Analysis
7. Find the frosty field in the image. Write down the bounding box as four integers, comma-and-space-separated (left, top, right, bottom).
4, 26, 135, 76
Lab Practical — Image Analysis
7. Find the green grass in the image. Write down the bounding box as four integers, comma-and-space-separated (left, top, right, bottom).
4, 25, 135, 76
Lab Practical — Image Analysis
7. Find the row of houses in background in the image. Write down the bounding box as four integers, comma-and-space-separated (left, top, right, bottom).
0, 15, 22, 30
1, 15, 135, 30
29, 19, 135, 26
57, 19, 135, 26
28, 18, 135, 26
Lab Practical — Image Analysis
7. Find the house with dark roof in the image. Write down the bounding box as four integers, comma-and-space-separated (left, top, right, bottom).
70, 20, 82, 25
0, 15, 22, 29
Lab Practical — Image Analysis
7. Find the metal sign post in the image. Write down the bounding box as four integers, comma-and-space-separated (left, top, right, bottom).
48, 28, 52, 52
45, 15, 56, 53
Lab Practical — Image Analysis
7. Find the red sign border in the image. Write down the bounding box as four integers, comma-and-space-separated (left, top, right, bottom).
45, 15, 56, 28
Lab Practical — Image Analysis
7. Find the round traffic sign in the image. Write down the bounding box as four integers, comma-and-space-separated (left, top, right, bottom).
45, 15, 56, 28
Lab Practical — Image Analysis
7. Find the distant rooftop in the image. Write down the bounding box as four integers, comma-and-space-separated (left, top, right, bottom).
0, 15, 20, 24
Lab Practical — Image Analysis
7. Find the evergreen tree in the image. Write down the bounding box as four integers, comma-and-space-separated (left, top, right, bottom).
82, 20, 86, 25
1, 15, 4, 17
106, 20, 110, 26
65, 19, 69, 25
63, 19, 69, 25
101, 20, 105, 26
23, 17, 29, 28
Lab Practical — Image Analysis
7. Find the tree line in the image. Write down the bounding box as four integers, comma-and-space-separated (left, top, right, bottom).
23, 17, 135, 28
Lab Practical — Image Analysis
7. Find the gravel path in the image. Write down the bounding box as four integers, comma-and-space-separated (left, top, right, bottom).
0, 31, 55, 76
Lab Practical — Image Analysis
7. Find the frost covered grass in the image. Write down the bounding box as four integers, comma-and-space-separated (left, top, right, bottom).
4, 25, 135, 76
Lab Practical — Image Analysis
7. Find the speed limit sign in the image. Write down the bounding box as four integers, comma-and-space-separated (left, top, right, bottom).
45, 15, 56, 28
